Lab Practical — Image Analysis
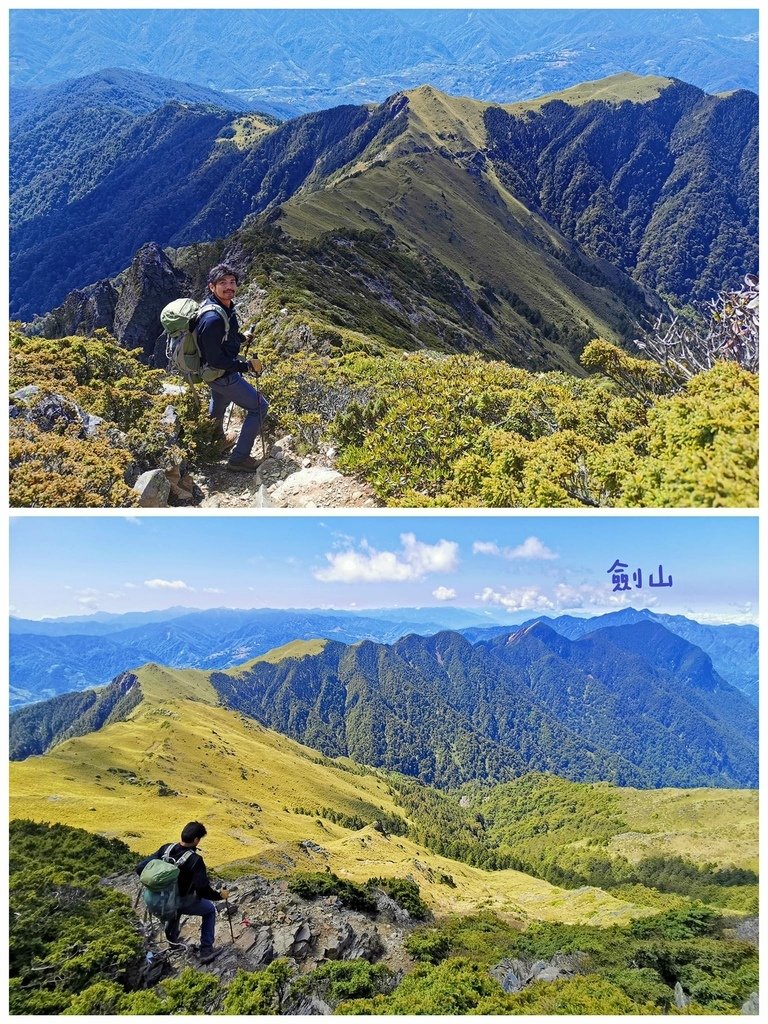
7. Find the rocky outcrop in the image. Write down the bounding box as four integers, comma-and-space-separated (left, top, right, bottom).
106, 869, 414, 1004
25, 279, 118, 339
490, 953, 588, 994
10, 386, 113, 441
24, 242, 191, 366
112, 242, 190, 364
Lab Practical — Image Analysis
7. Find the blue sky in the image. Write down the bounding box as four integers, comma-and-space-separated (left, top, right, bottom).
9, 515, 758, 625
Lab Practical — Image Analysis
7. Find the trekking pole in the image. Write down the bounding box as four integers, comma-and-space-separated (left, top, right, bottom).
223, 402, 235, 433
223, 891, 235, 943
243, 326, 268, 460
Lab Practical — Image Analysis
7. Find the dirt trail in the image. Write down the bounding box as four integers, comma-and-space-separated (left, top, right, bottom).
192, 435, 381, 509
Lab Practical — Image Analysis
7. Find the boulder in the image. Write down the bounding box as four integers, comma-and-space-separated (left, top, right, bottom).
133, 469, 171, 507
741, 992, 759, 1014
11, 388, 106, 441
674, 982, 691, 1009
376, 893, 411, 925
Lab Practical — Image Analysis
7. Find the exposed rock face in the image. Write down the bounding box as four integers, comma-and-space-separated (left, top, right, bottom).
25, 279, 118, 339
112, 242, 190, 364
107, 870, 414, 990
490, 953, 588, 994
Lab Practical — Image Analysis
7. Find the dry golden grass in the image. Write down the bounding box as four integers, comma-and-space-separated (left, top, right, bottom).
608, 786, 759, 872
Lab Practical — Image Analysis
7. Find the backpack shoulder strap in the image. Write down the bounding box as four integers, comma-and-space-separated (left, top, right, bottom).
161, 843, 178, 863
196, 300, 230, 339
175, 849, 196, 869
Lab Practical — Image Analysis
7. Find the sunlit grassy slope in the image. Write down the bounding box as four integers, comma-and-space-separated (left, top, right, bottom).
277, 76, 673, 368
509, 72, 674, 112
10, 662, 650, 926
608, 786, 759, 872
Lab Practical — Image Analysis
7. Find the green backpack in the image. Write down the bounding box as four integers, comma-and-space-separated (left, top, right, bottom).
161, 297, 229, 384
139, 844, 195, 920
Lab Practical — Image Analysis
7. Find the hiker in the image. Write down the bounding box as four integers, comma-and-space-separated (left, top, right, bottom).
197, 263, 269, 472
136, 820, 230, 964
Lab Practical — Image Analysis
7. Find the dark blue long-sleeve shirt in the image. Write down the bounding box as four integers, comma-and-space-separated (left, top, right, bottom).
196, 294, 251, 374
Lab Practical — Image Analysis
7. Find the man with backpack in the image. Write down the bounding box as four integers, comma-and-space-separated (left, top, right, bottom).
136, 820, 229, 964
197, 263, 269, 473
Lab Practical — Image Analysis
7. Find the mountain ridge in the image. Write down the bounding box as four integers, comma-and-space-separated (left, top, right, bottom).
12, 620, 756, 791
14, 72, 756, 369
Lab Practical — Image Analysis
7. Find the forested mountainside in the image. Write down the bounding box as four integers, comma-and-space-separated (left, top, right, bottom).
462, 607, 759, 705
13, 620, 756, 790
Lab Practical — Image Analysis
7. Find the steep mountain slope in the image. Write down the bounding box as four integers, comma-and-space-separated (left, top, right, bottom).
15, 72, 755, 365
462, 608, 759, 705
7, 661, 642, 925
210, 633, 651, 788
9, 671, 141, 760
205, 622, 757, 789
479, 622, 756, 787
279, 76, 756, 306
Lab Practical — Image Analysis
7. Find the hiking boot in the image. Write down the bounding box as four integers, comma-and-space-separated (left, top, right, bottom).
199, 946, 222, 964
226, 455, 263, 473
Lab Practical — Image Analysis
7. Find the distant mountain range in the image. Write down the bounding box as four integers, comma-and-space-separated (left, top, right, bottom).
10, 9, 758, 111
8, 605, 515, 708
11, 619, 758, 791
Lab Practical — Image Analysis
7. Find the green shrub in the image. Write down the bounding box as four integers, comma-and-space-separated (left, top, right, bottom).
287, 871, 378, 913
368, 877, 429, 919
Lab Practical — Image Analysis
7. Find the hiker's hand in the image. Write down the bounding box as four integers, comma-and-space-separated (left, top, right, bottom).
249, 357, 263, 374
220, 888, 230, 900
243, 328, 255, 343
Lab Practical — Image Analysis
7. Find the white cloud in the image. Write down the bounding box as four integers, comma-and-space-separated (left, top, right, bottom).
476, 586, 555, 612
433, 586, 457, 602
125, 583, 137, 589
508, 536, 558, 560
144, 579, 193, 591
473, 536, 558, 561
315, 532, 459, 584
124, 516, 142, 526
477, 579, 626, 613
473, 541, 501, 556
203, 587, 224, 594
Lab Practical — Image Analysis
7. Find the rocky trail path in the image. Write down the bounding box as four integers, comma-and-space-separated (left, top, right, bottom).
193, 434, 381, 509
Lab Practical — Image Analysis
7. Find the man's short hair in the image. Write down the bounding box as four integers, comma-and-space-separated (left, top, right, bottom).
181, 821, 207, 844
208, 263, 239, 286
